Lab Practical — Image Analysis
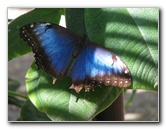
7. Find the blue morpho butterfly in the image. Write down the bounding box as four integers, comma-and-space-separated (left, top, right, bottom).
19, 22, 132, 93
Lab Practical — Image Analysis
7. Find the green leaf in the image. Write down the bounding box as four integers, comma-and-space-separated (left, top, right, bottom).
26, 62, 122, 121
8, 8, 62, 61
127, 8, 158, 90
8, 96, 25, 108
8, 78, 20, 91
8, 78, 26, 107
20, 99, 51, 121
66, 8, 158, 91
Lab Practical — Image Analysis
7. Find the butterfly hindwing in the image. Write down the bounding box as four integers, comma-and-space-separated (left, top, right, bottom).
19, 22, 79, 79
67, 41, 132, 93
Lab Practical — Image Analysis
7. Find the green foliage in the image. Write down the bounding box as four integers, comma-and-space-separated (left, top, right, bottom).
8, 8, 158, 121
8, 8, 62, 61
8, 78, 20, 91
20, 99, 51, 121
8, 78, 25, 108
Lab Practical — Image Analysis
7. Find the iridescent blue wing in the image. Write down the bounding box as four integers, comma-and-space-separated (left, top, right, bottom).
67, 41, 132, 93
19, 22, 80, 81
20, 22, 132, 93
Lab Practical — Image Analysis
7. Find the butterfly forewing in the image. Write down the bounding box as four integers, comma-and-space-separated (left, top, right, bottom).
19, 22, 79, 78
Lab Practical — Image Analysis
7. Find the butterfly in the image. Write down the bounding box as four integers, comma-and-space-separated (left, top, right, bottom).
19, 22, 132, 93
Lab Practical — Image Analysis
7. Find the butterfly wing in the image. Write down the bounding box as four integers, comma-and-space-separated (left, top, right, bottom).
67, 41, 132, 93
20, 22, 132, 93
19, 22, 80, 80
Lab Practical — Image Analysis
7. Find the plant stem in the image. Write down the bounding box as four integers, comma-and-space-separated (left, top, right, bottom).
8, 91, 28, 99
125, 89, 136, 108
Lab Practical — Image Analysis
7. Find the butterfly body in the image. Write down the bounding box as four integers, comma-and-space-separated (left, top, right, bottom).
20, 22, 132, 93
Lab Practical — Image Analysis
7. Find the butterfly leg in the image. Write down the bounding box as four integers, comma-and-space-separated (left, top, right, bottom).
52, 77, 57, 84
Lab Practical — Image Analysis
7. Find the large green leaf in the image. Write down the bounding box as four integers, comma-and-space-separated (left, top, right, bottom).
66, 8, 158, 91
8, 8, 62, 61
26, 62, 122, 121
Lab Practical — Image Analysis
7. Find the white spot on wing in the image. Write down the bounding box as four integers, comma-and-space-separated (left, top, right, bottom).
124, 69, 129, 74
114, 80, 117, 84
30, 24, 34, 28
40, 23, 51, 26
45, 23, 51, 25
